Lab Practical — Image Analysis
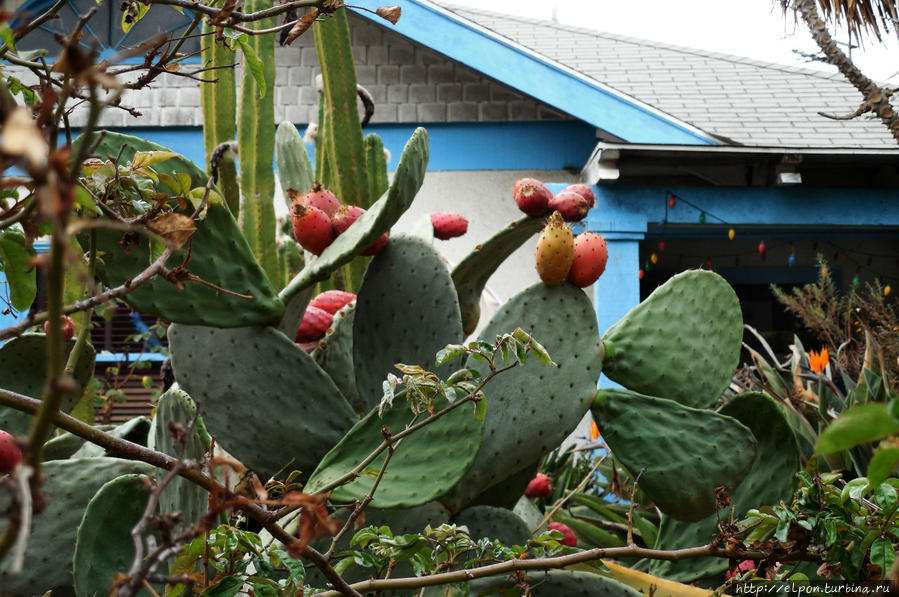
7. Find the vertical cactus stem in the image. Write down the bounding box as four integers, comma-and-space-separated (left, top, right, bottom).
313, 7, 366, 206
238, 0, 280, 287
315, 92, 333, 189
363, 132, 388, 209
200, 27, 236, 195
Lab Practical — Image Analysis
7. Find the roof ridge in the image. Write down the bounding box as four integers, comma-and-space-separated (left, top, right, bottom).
440, 2, 847, 84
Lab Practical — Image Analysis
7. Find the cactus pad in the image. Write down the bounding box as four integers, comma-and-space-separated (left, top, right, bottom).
649, 392, 801, 581
305, 392, 484, 509
453, 505, 531, 546
601, 270, 742, 408
0, 333, 95, 435
147, 385, 211, 533
313, 303, 362, 413
353, 236, 463, 411
169, 324, 356, 478
452, 216, 544, 335
71, 416, 150, 458
73, 474, 153, 597
0, 457, 154, 596
592, 388, 757, 522
275, 121, 314, 199
439, 283, 603, 514
279, 127, 429, 300
74, 131, 283, 327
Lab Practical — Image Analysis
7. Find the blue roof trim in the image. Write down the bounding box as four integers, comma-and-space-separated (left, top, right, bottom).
349, 0, 718, 146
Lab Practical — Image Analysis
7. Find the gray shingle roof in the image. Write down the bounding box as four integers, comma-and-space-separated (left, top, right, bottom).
442, 3, 896, 148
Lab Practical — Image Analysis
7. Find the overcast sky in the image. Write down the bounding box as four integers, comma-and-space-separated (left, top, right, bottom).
443, 0, 899, 83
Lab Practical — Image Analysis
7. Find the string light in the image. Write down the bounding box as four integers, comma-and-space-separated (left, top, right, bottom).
658, 241, 665, 252
728, 229, 735, 240
757, 241, 766, 255
886, 285, 892, 296
638, 269, 644, 280
699, 212, 706, 223
650, 252, 658, 264
668, 195, 676, 208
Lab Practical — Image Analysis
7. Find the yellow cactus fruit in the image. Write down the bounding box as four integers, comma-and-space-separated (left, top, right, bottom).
535, 211, 575, 286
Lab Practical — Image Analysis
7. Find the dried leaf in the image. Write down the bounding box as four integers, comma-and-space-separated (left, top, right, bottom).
376, 5, 401, 24
147, 212, 196, 250
284, 10, 318, 46
282, 492, 340, 556
1, 106, 47, 168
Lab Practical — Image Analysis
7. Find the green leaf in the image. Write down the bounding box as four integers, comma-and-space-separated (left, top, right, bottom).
273, 549, 305, 582
132, 150, 178, 169
73, 185, 102, 215
200, 576, 243, 597
529, 337, 557, 367
841, 478, 869, 503
235, 35, 266, 99
474, 394, 487, 421
868, 444, 899, 491
875, 483, 898, 512
870, 537, 896, 572
0, 230, 37, 311
0, 24, 16, 51
816, 402, 899, 455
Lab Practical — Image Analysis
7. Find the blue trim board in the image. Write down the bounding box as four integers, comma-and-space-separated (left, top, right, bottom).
96, 352, 166, 363
349, 1, 717, 146
75, 121, 598, 172
587, 185, 899, 228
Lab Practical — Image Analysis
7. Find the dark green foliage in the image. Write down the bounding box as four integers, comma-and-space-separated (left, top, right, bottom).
452, 505, 531, 546
467, 570, 641, 597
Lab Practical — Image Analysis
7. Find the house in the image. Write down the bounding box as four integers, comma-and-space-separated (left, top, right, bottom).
7, 0, 899, 359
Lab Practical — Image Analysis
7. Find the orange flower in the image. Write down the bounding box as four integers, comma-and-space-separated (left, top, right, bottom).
590, 419, 601, 440
809, 347, 829, 374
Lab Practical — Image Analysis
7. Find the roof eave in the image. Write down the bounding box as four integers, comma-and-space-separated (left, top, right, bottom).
348, 0, 719, 146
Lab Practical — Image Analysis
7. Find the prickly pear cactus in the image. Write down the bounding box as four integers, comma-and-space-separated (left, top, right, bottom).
461, 570, 641, 597
73, 474, 153, 597
73, 131, 284, 327
649, 392, 801, 581
0, 458, 155, 596
601, 270, 742, 409
70, 416, 150, 458
168, 324, 356, 478
0, 333, 95, 435
452, 505, 531, 546
439, 283, 603, 514
312, 303, 362, 412
353, 236, 464, 412
275, 121, 314, 199
592, 388, 757, 522
147, 384, 211, 533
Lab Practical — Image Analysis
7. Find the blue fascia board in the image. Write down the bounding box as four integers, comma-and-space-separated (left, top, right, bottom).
73, 121, 598, 172
590, 184, 899, 227
348, 1, 717, 146
95, 351, 166, 363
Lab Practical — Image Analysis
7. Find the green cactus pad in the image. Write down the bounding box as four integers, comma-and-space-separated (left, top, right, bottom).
313, 304, 363, 413
466, 465, 533, 510
305, 391, 484, 509
279, 127, 429, 301
73, 474, 153, 597
453, 505, 531, 546
439, 283, 603, 514
363, 133, 389, 208
592, 388, 757, 522
71, 416, 150, 458
353, 236, 463, 411
465, 570, 641, 597
452, 216, 545, 335
147, 385, 211, 533
601, 270, 742, 408
73, 131, 283, 327
649, 392, 801, 581
0, 333, 95, 435
276, 284, 313, 338
275, 121, 314, 200
168, 324, 356, 478
0, 457, 155, 596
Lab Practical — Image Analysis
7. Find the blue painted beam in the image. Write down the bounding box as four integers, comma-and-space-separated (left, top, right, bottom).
348, 1, 717, 146
73, 121, 598, 172
593, 184, 899, 227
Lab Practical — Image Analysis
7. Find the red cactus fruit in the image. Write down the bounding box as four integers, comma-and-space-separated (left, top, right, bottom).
431, 212, 468, 240
309, 290, 357, 315
300, 182, 341, 217
361, 232, 389, 256
331, 205, 365, 236
295, 305, 334, 343
291, 204, 335, 255
562, 183, 595, 208
535, 212, 574, 286
567, 233, 608, 288
44, 315, 76, 341
513, 178, 552, 218
524, 473, 553, 498
548, 191, 591, 222
726, 560, 757, 579
548, 522, 577, 547
0, 430, 21, 474
296, 340, 319, 354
